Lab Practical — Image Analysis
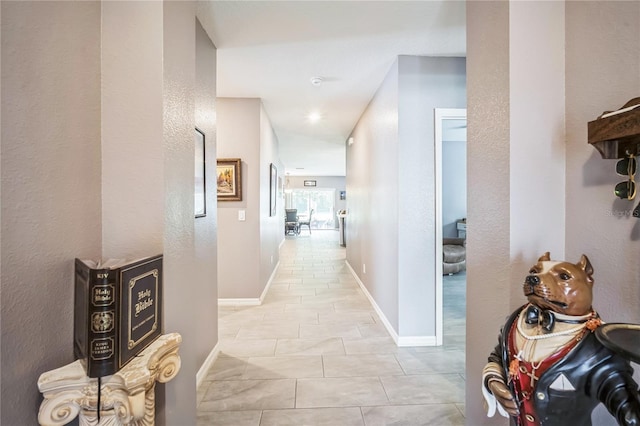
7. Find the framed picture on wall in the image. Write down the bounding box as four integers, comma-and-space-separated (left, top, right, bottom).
195, 128, 206, 218
270, 163, 277, 216
304, 180, 317, 187
217, 158, 242, 202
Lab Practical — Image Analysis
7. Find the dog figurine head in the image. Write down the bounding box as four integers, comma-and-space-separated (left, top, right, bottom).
523, 252, 594, 316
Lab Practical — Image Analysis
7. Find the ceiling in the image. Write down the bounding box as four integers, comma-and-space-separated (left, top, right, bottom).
198, 1, 466, 177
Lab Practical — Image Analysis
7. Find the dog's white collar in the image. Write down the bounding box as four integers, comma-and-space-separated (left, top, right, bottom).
549, 309, 595, 323
524, 303, 596, 322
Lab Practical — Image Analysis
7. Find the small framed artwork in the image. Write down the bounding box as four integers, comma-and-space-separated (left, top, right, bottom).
217, 158, 242, 202
194, 128, 206, 218
304, 180, 316, 187
269, 163, 277, 216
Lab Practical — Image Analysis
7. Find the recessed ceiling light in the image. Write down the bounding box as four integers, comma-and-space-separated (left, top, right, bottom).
310, 77, 323, 86
307, 112, 321, 123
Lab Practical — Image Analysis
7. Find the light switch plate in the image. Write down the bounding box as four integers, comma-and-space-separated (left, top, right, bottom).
238, 210, 246, 221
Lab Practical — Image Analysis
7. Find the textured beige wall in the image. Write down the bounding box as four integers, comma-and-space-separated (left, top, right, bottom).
347, 60, 401, 331
101, 1, 164, 260
466, 1, 640, 425
194, 17, 219, 376
1, 4, 3, 421
565, 1, 640, 323
509, 1, 566, 271
1, 2, 219, 423
397, 56, 466, 338
217, 98, 262, 299
467, 2, 566, 423
466, 1, 512, 424
347, 56, 465, 341
258, 105, 284, 288
217, 98, 282, 300
1, 2, 102, 424
565, 2, 640, 424
160, 1, 202, 424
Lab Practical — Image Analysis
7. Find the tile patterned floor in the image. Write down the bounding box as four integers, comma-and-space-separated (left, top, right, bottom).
197, 230, 466, 426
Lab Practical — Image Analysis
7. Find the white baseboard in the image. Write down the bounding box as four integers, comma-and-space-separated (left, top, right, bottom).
397, 335, 437, 347
218, 298, 261, 306
218, 261, 280, 306
345, 261, 400, 344
345, 260, 436, 347
260, 260, 279, 303
196, 342, 220, 389
211, 263, 282, 387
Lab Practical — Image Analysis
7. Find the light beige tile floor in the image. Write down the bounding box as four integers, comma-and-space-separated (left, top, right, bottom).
197, 230, 466, 426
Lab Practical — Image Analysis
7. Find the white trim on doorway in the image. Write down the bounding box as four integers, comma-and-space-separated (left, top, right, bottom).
434, 108, 467, 346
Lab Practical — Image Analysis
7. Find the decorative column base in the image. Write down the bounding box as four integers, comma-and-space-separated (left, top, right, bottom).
38, 333, 182, 426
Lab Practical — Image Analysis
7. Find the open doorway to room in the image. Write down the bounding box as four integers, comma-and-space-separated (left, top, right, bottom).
435, 109, 467, 350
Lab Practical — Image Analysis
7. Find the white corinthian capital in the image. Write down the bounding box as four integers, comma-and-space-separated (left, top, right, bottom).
38, 333, 182, 426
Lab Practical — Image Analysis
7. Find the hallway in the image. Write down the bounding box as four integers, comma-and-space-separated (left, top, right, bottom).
197, 231, 466, 425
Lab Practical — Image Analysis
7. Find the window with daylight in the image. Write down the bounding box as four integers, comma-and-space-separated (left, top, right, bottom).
289, 189, 336, 230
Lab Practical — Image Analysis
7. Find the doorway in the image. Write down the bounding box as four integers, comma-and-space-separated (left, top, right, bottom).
434, 108, 467, 345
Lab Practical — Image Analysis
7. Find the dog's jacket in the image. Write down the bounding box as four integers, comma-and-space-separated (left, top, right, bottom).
486, 305, 640, 426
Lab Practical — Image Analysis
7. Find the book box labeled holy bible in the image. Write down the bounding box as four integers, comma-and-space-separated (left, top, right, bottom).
74, 254, 163, 378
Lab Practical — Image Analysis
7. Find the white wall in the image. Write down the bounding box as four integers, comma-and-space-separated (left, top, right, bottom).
217, 98, 282, 300
347, 56, 466, 341
466, 1, 639, 424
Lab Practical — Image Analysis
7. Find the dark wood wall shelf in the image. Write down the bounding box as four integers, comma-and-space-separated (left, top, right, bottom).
588, 97, 640, 159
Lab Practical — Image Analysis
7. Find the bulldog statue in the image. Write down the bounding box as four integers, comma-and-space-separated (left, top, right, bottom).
482, 252, 640, 425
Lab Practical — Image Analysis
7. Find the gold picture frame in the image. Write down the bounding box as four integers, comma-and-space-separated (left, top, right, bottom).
216, 158, 242, 202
